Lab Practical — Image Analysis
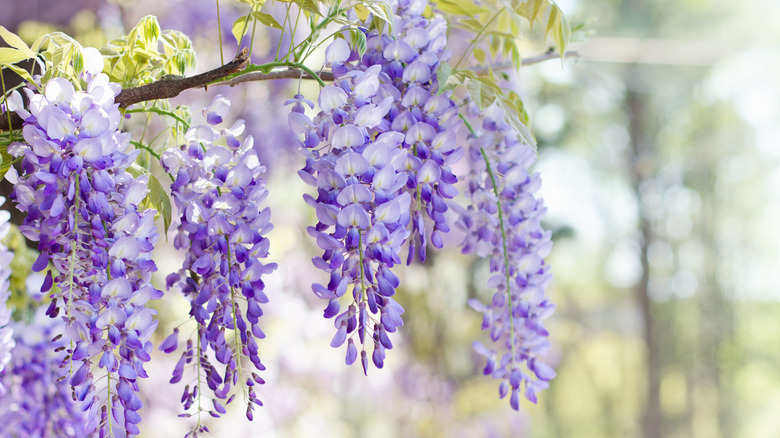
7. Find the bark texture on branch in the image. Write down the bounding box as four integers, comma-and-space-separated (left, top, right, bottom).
115, 48, 250, 108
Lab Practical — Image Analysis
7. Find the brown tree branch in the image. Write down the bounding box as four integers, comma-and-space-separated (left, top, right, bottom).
214, 50, 578, 87
1, 48, 573, 132
0, 48, 250, 132
115, 47, 250, 108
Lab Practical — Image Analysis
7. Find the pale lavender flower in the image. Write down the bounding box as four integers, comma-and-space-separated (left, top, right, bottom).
289, 0, 462, 373
163, 95, 276, 428
0, 306, 89, 437
8, 73, 162, 437
0, 198, 13, 383
457, 104, 555, 408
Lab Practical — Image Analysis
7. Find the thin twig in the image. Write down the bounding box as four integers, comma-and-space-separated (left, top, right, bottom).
213, 50, 576, 87
469, 50, 580, 74
214, 68, 335, 86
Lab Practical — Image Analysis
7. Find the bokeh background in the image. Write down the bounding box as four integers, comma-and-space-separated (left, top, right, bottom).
2, 0, 779, 437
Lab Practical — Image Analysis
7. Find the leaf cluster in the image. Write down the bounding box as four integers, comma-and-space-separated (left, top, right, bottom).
432, 0, 573, 150
102, 16, 197, 87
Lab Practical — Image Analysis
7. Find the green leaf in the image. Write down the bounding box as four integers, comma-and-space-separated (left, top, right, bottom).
148, 174, 172, 234
435, 0, 488, 17
292, 0, 322, 16
439, 69, 469, 94
349, 29, 368, 58
473, 47, 485, 64
72, 47, 84, 74
368, 1, 394, 35
358, 1, 393, 31
252, 11, 283, 29
136, 15, 161, 47
469, 78, 496, 110
435, 61, 452, 95
496, 96, 536, 150
354, 4, 371, 21
467, 79, 481, 108
545, 5, 571, 57
0, 48, 30, 65
522, 0, 545, 27
0, 147, 17, 177
0, 26, 35, 59
160, 30, 196, 75
127, 164, 173, 234
232, 16, 251, 44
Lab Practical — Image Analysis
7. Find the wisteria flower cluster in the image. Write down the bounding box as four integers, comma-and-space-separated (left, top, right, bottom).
457, 104, 556, 409
0, 0, 565, 432
8, 72, 162, 437
162, 95, 276, 430
289, 0, 463, 374
0, 197, 14, 386
0, 307, 89, 437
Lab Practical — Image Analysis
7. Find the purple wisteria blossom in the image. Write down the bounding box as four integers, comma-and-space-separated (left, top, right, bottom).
0, 307, 90, 437
8, 72, 162, 437
457, 104, 555, 409
0, 198, 13, 385
289, 0, 462, 374
337, 0, 463, 264
163, 95, 276, 429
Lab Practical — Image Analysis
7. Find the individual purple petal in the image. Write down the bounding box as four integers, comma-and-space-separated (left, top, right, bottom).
337, 204, 371, 229
336, 184, 373, 205
383, 40, 416, 62
44, 77, 75, 104
73, 138, 103, 162
203, 95, 231, 126
44, 108, 76, 140
326, 38, 351, 64
402, 61, 431, 83
159, 329, 179, 353
335, 152, 369, 176
108, 236, 139, 260
70, 361, 90, 386
318, 86, 348, 113
332, 125, 365, 149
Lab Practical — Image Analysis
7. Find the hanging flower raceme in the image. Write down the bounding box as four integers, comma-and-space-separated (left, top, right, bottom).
291, 64, 411, 374
289, 0, 462, 374
0, 198, 14, 385
331, 0, 463, 264
0, 307, 90, 437
457, 104, 556, 409
7, 72, 162, 437
163, 95, 276, 427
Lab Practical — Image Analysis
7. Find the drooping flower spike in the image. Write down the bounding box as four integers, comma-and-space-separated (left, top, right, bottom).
0, 306, 90, 437
457, 103, 556, 409
290, 0, 463, 375
163, 94, 276, 429
8, 71, 162, 437
0, 197, 13, 388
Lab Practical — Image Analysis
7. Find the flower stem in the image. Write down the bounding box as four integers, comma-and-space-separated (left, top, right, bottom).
226, 240, 247, 401
479, 146, 517, 365
454, 7, 505, 70
216, 0, 224, 64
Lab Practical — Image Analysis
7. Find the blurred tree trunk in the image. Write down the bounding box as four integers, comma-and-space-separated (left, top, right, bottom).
624, 66, 662, 438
